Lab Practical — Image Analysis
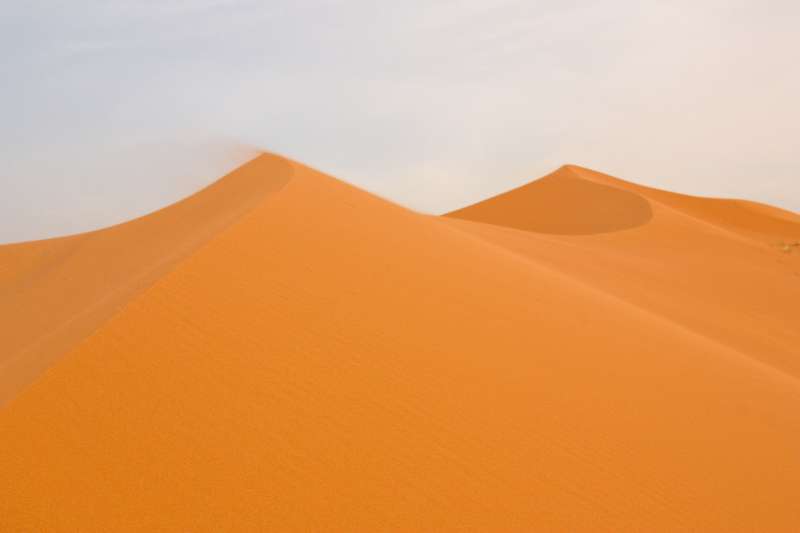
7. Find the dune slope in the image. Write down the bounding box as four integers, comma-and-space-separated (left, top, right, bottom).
444, 165, 800, 380
447, 166, 654, 234
448, 214, 800, 378
565, 165, 800, 242
1, 155, 799, 531
0, 155, 290, 405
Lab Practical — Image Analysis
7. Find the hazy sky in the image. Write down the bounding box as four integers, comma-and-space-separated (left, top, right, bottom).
2, 0, 798, 243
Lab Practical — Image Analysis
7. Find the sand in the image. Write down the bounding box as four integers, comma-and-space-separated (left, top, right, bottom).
0, 154, 798, 531
0, 155, 290, 405
445, 165, 800, 379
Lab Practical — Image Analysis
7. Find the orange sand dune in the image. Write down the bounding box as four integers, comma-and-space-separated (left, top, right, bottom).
0, 156, 290, 405
447, 166, 654, 234
565, 165, 800, 242
1, 155, 799, 531
444, 164, 800, 379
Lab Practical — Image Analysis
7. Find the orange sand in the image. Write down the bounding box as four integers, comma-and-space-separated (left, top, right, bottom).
0, 156, 290, 405
0, 155, 798, 531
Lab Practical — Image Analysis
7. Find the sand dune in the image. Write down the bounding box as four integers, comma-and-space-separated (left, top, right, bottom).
447, 166, 654, 234
444, 164, 800, 379
0, 155, 290, 405
564, 165, 800, 242
1, 154, 799, 531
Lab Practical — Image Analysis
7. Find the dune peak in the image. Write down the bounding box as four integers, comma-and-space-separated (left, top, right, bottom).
446, 165, 654, 235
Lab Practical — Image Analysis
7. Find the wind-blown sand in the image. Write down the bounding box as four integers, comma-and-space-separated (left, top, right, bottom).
1, 154, 798, 531
0, 156, 290, 405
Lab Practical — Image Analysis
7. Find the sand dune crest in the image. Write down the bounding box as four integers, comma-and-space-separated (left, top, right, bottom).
447, 166, 654, 234
565, 165, 800, 242
0, 154, 290, 405
0, 154, 798, 531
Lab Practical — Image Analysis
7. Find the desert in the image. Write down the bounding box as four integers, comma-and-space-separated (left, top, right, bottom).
1, 153, 798, 531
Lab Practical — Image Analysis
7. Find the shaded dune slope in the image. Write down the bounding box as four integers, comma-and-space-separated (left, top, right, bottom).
565, 165, 800, 242
1, 154, 799, 531
0, 155, 291, 405
447, 166, 654, 235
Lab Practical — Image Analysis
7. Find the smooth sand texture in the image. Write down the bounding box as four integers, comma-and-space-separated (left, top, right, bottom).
447, 166, 654, 234
563, 165, 800, 242
1, 155, 799, 531
0, 155, 290, 405
444, 164, 800, 380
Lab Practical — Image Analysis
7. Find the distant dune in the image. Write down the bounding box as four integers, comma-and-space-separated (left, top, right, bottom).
445, 164, 800, 378
447, 165, 655, 234
1, 154, 799, 531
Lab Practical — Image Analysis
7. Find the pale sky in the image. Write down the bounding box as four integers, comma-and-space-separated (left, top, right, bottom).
2, 0, 798, 243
